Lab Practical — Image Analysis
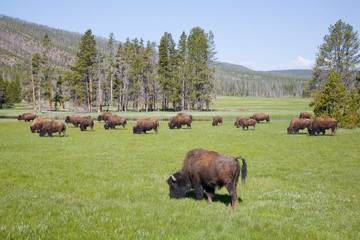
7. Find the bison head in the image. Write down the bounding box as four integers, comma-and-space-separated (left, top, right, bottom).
168, 122, 175, 129
133, 126, 140, 134
18, 115, 22, 121
65, 116, 70, 124
30, 125, 36, 133
104, 123, 110, 130
167, 172, 190, 199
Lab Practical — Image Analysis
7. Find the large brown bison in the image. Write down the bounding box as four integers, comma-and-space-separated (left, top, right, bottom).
167, 148, 247, 210
168, 113, 192, 129
212, 116, 223, 126
133, 118, 159, 134
39, 120, 66, 137
79, 117, 94, 131
30, 117, 52, 133
234, 116, 245, 128
65, 115, 83, 127
18, 113, 36, 122
309, 117, 338, 136
299, 112, 312, 119
104, 116, 127, 130
250, 113, 270, 123
97, 112, 116, 122
238, 118, 256, 130
287, 118, 312, 134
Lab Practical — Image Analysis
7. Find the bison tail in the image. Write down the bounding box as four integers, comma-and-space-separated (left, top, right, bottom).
236, 157, 247, 185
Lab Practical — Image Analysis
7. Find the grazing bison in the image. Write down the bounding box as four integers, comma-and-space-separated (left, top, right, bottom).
39, 120, 66, 137
168, 113, 192, 129
287, 118, 312, 134
97, 112, 116, 122
104, 116, 127, 130
30, 117, 52, 133
234, 116, 245, 128
250, 113, 270, 123
79, 117, 94, 131
18, 113, 36, 122
133, 118, 159, 134
65, 115, 83, 127
309, 117, 338, 136
212, 116, 223, 126
299, 112, 312, 119
238, 118, 256, 130
167, 148, 247, 210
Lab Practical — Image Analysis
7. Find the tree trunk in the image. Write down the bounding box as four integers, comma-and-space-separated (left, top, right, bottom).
89, 73, 93, 112
110, 68, 113, 112
31, 59, 36, 112
98, 67, 102, 113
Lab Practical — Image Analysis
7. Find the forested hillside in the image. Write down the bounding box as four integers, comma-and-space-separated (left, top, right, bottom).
0, 14, 311, 110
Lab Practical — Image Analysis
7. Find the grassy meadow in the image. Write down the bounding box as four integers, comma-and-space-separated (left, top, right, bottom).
1, 97, 359, 239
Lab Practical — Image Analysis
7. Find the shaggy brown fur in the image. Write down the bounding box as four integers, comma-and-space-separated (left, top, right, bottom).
97, 112, 116, 122
167, 148, 247, 210
309, 117, 338, 136
250, 112, 270, 123
39, 120, 66, 137
30, 117, 52, 133
238, 118, 256, 130
168, 113, 192, 129
234, 116, 245, 128
212, 116, 223, 126
104, 116, 127, 130
299, 112, 312, 119
65, 115, 83, 127
133, 118, 158, 134
18, 113, 36, 122
287, 118, 312, 134
79, 117, 94, 131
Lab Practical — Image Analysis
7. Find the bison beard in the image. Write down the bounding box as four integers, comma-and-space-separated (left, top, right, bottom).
167, 148, 247, 210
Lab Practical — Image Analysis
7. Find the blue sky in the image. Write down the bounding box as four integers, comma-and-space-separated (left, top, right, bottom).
1, 0, 359, 70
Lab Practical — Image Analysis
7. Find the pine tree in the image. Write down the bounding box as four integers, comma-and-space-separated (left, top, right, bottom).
310, 68, 347, 118
178, 31, 188, 110
309, 19, 360, 91
53, 75, 65, 110
0, 75, 6, 108
4, 75, 21, 106
32, 53, 44, 112
106, 32, 116, 111
42, 34, 54, 111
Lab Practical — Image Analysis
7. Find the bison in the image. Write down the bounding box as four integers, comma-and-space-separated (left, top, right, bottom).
168, 113, 192, 129
104, 116, 127, 130
97, 112, 116, 122
39, 120, 66, 137
18, 113, 36, 122
30, 117, 52, 133
167, 148, 247, 210
250, 113, 270, 123
238, 118, 256, 130
79, 117, 94, 131
309, 117, 338, 136
234, 116, 245, 128
299, 112, 312, 119
65, 115, 83, 127
212, 116, 223, 126
287, 118, 312, 134
133, 118, 159, 134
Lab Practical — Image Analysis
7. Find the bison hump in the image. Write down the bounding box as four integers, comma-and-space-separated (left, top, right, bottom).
200, 151, 219, 167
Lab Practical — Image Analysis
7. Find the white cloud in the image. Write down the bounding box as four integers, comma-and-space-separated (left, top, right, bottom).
239, 56, 314, 71
293, 56, 313, 69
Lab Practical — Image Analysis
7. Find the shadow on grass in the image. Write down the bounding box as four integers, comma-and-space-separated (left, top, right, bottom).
185, 190, 243, 207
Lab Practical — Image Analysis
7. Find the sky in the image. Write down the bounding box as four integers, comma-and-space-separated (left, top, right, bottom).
1, 0, 359, 71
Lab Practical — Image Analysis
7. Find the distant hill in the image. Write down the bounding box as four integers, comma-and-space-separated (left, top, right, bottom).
0, 14, 311, 97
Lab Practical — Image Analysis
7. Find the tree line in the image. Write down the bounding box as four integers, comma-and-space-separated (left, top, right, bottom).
2, 26, 217, 112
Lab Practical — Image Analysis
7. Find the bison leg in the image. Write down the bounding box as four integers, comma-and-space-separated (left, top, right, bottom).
193, 182, 204, 201
155, 127, 158, 134
225, 184, 237, 210
205, 190, 214, 204
48, 131, 53, 137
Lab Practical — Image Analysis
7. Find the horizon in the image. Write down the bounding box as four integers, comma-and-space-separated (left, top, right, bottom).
1, 0, 359, 71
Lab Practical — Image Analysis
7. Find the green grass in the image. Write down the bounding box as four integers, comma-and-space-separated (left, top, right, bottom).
1, 115, 359, 239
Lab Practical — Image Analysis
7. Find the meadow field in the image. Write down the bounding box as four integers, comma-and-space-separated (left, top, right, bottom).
1, 97, 359, 239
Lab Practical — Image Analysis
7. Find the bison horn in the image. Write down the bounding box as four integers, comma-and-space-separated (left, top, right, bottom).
171, 174, 176, 182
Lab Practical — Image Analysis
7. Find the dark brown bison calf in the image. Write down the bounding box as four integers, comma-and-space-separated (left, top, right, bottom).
309, 117, 338, 136
30, 117, 52, 133
18, 113, 36, 122
79, 117, 94, 131
212, 116, 223, 126
104, 116, 127, 130
39, 120, 66, 137
133, 118, 159, 134
287, 118, 312, 134
239, 118, 256, 130
250, 112, 270, 123
167, 148, 247, 210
